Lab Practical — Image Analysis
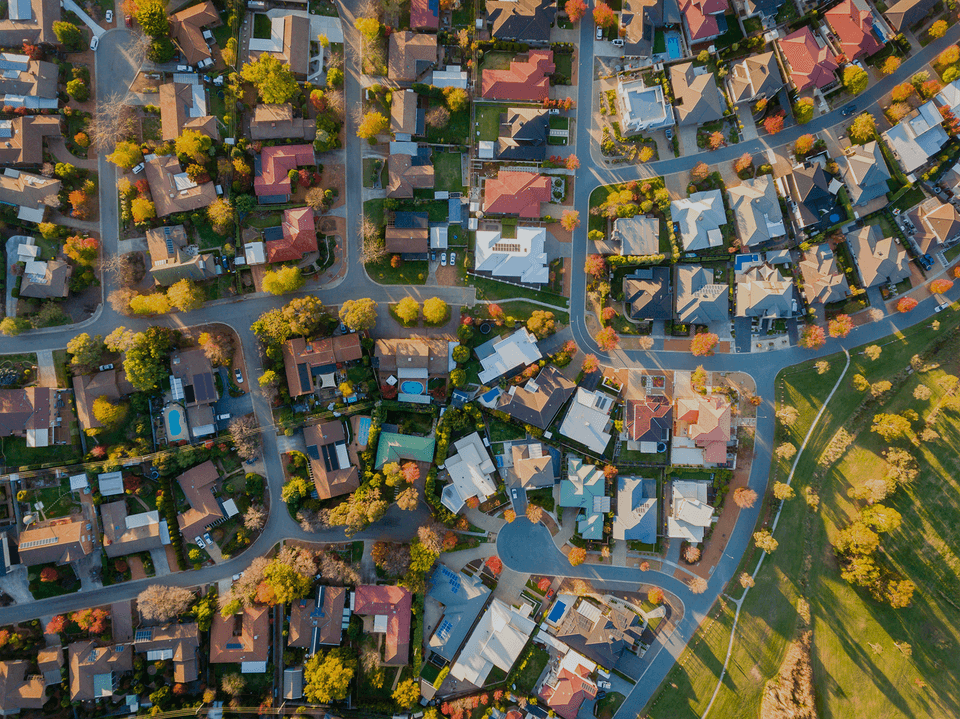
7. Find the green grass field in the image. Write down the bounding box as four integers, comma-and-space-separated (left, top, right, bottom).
433, 151, 464, 192
475, 104, 503, 143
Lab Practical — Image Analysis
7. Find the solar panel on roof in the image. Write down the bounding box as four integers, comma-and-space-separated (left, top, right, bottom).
436, 619, 453, 641
305, 444, 320, 461
225, 642, 243, 650
193, 372, 216, 403
134, 629, 153, 642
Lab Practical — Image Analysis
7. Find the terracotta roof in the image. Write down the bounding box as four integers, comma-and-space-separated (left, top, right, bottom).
250, 104, 315, 141
496, 365, 576, 429
483, 171, 551, 217
159, 83, 219, 142
267, 206, 317, 263
540, 664, 597, 719
799, 244, 850, 304
675, 395, 730, 463
680, 0, 727, 41
0, 169, 59, 216
170, 0, 220, 66
255, 144, 316, 197
0, 115, 60, 165
144, 155, 217, 218
19, 257, 71, 299
283, 334, 364, 397
411, 0, 440, 29
68, 641, 132, 702
780, 27, 839, 90
388, 31, 438, 82
826, 0, 883, 60
0, 57, 57, 99
0, 661, 45, 713
19, 516, 94, 567
100, 500, 163, 558
288, 586, 347, 650
304, 421, 359, 499
354, 585, 412, 665
374, 338, 449, 376
210, 607, 270, 664
627, 395, 672, 442
481, 50, 554, 101
511, 444, 555, 487
0, 387, 51, 442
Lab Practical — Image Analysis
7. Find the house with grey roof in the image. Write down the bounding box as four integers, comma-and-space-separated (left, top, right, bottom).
838, 141, 891, 207
485, 0, 556, 41
846, 225, 911, 287
675, 265, 729, 324
726, 51, 783, 104
727, 175, 786, 248
559, 388, 615, 457
881, 101, 949, 174
497, 108, 549, 161
621, 0, 681, 56
672, 190, 727, 251
624, 266, 672, 320
494, 365, 576, 429
559, 456, 608, 540
612, 215, 660, 256
784, 163, 841, 230
617, 76, 675, 135
670, 63, 724, 127
426, 565, 491, 663
736, 263, 795, 318
613, 476, 658, 543
799, 244, 850, 305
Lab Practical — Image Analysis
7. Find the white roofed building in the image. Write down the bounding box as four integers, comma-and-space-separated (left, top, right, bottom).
667, 479, 713, 542
441, 432, 499, 512
558, 388, 614, 456
617, 76, 675, 134
672, 190, 727, 251
881, 100, 950, 174
449, 598, 536, 687
474, 226, 549, 286
476, 327, 542, 384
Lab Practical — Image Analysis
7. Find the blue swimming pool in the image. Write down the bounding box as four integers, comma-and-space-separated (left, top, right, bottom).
666, 34, 682, 60
400, 380, 424, 395
169, 409, 182, 435
357, 416, 371, 446
547, 600, 567, 623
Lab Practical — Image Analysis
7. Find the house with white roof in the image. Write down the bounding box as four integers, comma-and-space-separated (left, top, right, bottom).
474, 226, 549, 286
558, 388, 614, 456
881, 100, 949, 174
97, 472, 125, 497
667, 479, 713, 542
430, 65, 469, 88
613, 476, 658, 543
560, 456, 608, 540
449, 598, 536, 687
617, 75, 675, 134
672, 190, 727, 251
441, 432, 499, 512
937, 77, 960, 116
476, 327, 542, 384
727, 176, 785, 248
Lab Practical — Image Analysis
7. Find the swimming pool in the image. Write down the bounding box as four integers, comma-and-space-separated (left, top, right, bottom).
400, 380, 425, 395
164, 404, 190, 442
357, 416, 371, 446
666, 33, 682, 60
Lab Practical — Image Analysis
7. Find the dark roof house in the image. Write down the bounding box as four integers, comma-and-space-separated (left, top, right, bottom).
288, 586, 347, 653
626, 396, 672, 443
786, 164, 840, 229
303, 421, 359, 500
554, 599, 643, 669
282, 334, 363, 397
485, 0, 556, 42
497, 108, 549, 162
495, 366, 576, 429
624, 267, 672, 320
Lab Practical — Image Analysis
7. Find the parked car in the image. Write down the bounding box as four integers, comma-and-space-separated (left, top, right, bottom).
440, 252, 447, 266
934, 186, 942, 195
125, 14, 132, 26
216, 413, 231, 421
176, 64, 190, 71
841, 104, 857, 117
596, 691, 607, 700
431, 250, 437, 262
194, 536, 205, 549
596, 26, 603, 39
132, 162, 145, 174
665, 127, 674, 141
597, 680, 612, 690
450, 251, 457, 266
98, 363, 114, 371
612, 38, 624, 47
234, 368, 244, 384
935, 302, 949, 312
920, 254, 935, 270
89, 35, 99, 51
511, 488, 519, 499
203, 532, 213, 546
105, 9, 113, 22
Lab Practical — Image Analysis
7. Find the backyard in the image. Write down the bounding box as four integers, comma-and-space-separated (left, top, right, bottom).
433, 151, 464, 193
475, 103, 503, 143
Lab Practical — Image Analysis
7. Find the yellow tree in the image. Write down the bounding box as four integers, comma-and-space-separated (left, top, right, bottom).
356, 111, 389, 139
166, 279, 204, 312
422, 297, 448, 324
394, 297, 420, 324
262, 266, 304, 295
129, 293, 171, 315
175, 129, 212, 163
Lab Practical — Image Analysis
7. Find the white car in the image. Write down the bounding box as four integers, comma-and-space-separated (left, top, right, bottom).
105, 9, 113, 22
203, 532, 213, 546
935, 302, 949, 313
596, 26, 603, 40
440, 252, 447, 266
450, 251, 457, 266
132, 162, 145, 174
194, 536, 205, 549
612, 38, 624, 47
89, 35, 99, 51
235, 368, 244, 384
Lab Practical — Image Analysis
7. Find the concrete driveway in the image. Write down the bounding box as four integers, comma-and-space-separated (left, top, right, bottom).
678, 124, 699, 157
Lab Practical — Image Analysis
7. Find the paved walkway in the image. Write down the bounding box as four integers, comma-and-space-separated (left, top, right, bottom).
462, 505, 504, 534
46, 137, 97, 171
36, 350, 56, 387
438, 543, 496, 572
612, 539, 628, 567
4, 237, 18, 319
736, 105, 758, 142
63, 0, 104, 37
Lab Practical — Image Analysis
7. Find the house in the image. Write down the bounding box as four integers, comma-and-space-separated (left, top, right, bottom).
0, 0, 59, 46
0, 168, 59, 223
254, 145, 316, 201
726, 52, 783, 104
553, 598, 643, 668
431, 65, 469, 88
908, 197, 960, 254
674, 394, 731, 465
883, 0, 938, 32
727, 176, 785, 247
624, 267, 672, 320
825, 0, 883, 60
494, 365, 576, 429
210, 606, 270, 671
19, 257, 70, 299
614, 476, 658, 543
667, 479, 713, 541
680, 0, 729, 43
881, 101, 950, 174
441, 432, 499, 512
374, 432, 436, 469
938, 78, 960, 116
170, 0, 221, 67
387, 145, 435, 198
391, 90, 423, 137
627, 395, 672, 445
388, 31, 438, 83
133, 624, 200, 682
607, 215, 661, 257
449, 598, 535, 686
779, 27, 839, 91
0, 386, 69, 448
560, 455, 609, 539
742, 0, 785, 18
799, 244, 850, 305
176, 461, 227, 543
37, 646, 63, 686
474, 226, 549, 285
354, 585, 412, 666
736, 263, 794, 318
621, 0, 682, 57
481, 50, 555, 102
476, 327, 542, 384
68, 642, 132, 702
486, 0, 556, 41
159, 81, 218, 143
264, 207, 316, 263
374, 338, 452, 384
846, 224, 911, 287
100, 501, 165, 558
617, 76, 674, 134
386, 212, 430, 257
18, 516, 94, 567
837, 141, 891, 207
412, 0, 440, 29
497, 108, 549, 161
248, 16, 311, 77
426, 565, 491, 662
288, 586, 348, 654
145, 225, 217, 285
510, 442, 558, 488
483, 171, 551, 218
675, 265, 729, 324
672, 190, 727, 251
539, 652, 598, 719
143, 155, 217, 218
670, 62, 724, 126
283, 334, 363, 398
784, 164, 841, 230
249, 104, 315, 141
303, 421, 359, 500
0, 116, 61, 165
170, 348, 217, 438
0, 55, 57, 109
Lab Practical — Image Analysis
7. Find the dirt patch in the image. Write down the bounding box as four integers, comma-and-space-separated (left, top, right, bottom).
128, 556, 147, 581
562, 257, 571, 297
546, 222, 572, 243
250, 263, 269, 292
323, 163, 346, 210
435, 264, 458, 286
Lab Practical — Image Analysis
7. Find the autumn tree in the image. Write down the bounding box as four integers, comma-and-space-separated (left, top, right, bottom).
754, 529, 778, 553
891, 82, 915, 102
568, 546, 586, 566
930, 278, 954, 294
581, 354, 599, 374
244, 504, 267, 531
849, 113, 877, 143
881, 56, 901, 75
45, 616, 66, 634
262, 266, 304, 295
734, 487, 758, 508
775, 443, 797, 461
896, 296, 918, 312
92, 396, 128, 429
739, 573, 755, 589
595, 326, 620, 351
325, 486, 388, 536
561, 210, 581, 231
166, 279, 204, 312
396, 487, 419, 511
355, 17, 381, 42
130, 293, 171, 315
929, 19, 948, 38
565, 0, 588, 21
828, 314, 853, 338
842, 66, 868, 95
734, 153, 753, 173
338, 297, 378, 331
425, 106, 450, 128
795, 134, 815, 156
504, 509, 516, 522
357, 111, 389, 139
648, 587, 664, 604
175, 128, 212, 163
690, 332, 719, 357
592, 1, 617, 28
393, 679, 421, 709
395, 296, 420, 324
241, 53, 298, 104
527, 310, 557, 339
526, 503, 543, 523
691, 161, 710, 182
131, 196, 156, 224
137, 585, 195, 622
794, 98, 814, 124
708, 131, 725, 150
443, 86, 469, 112
281, 295, 327, 337
798, 324, 826, 349
67, 333, 104, 369
207, 198, 235, 235
584, 254, 607, 278
304, 650, 355, 703
764, 113, 784, 134
565, 154, 580, 169
422, 297, 449, 324
773, 482, 795, 501
871, 413, 912, 441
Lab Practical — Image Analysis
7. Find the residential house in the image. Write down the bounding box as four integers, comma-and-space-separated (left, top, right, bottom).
474, 225, 549, 286
825, 0, 884, 60
554, 598, 643, 670
210, 607, 270, 672
388, 31, 438, 83
0, 116, 61, 165
606, 215, 661, 257
680, 0, 729, 44
481, 50, 555, 102
264, 207, 316, 263
159, 81, 218, 143
559, 455, 609, 539
143, 154, 217, 217
510, 442, 558, 488
727, 176, 786, 247
613, 476, 658, 543
18, 516, 96, 568
493, 365, 576, 429
288, 586, 348, 654
303, 421, 359, 500
426, 565, 491, 662
539, 651, 598, 719
412, 0, 440, 29
736, 263, 795, 319
799, 244, 850, 304
784, 164, 841, 230
68, 642, 131, 702
386, 211, 430, 257
283, 334, 363, 398
621, 0, 682, 57
374, 432, 436, 469
486, 0, 555, 41
779, 27, 839, 91
391, 90, 423, 137
0, 387, 65, 448
675, 265, 729, 324
672, 190, 727, 251
483, 171, 551, 218
19, 257, 70, 299
617, 76, 675, 134
0, 664, 44, 716
0, 168, 59, 223
0, 55, 57, 110
145, 225, 217, 285
170, 348, 217, 439
624, 267, 672, 320
249, 104, 315, 141
838, 141, 891, 207
176, 460, 229, 543
441, 432, 499, 512
387, 144, 435, 198
847, 224, 911, 287
670, 62, 724, 126
938, 78, 960, 117
883, 0, 938, 32
742, 0, 786, 18
667, 479, 713, 541
881, 101, 949, 174
726, 52, 783, 104
254, 144, 316, 201
373, 338, 452, 385
37, 646, 63, 686
497, 108, 549, 161
133, 624, 200, 682
248, 15, 311, 77
0, 0, 59, 46
100, 501, 165, 558
449, 598, 535, 686
673, 393, 732, 465
475, 327, 543, 384
626, 395, 672, 446
908, 196, 960, 254
354, 585, 412, 666
170, 1, 221, 67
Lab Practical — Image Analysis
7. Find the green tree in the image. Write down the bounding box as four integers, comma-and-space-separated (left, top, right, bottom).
107, 140, 143, 170
394, 297, 420, 324
281, 477, 310, 503
251, 309, 293, 346
262, 266, 305, 295
136, 0, 170, 36
262, 560, 312, 604
67, 333, 104, 368
393, 678, 421, 709
871, 413, 912, 441
92, 396, 128, 429
241, 53, 299, 104
175, 129, 212, 163
303, 649, 356, 704
422, 297, 448, 324
166, 279, 204, 312
325, 486, 388, 535
282, 295, 327, 336
339, 298, 379, 331
452, 344, 470, 363
443, 87, 469, 112
66, 78, 88, 101
258, 370, 280, 387
207, 198, 235, 235
842, 66, 868, 95
123, 327, 174, 392
52, 21, 83, 49
326, 67, 344, 87
0, 318, 28, 336
450, 368, 466, 387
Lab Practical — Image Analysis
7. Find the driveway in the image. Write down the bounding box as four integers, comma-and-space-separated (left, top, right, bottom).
214, 368, 253, 421
677, 124, 699, 157
63, 0, 105, 37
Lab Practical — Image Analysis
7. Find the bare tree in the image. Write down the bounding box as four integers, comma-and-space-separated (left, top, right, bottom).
243, 504, 266, 531
229, 415, 261, 460
137, 585, 195, 623
359, 215, 389, 265
108, 287, 137, 315
101, 253, 144, 287
90, 92, 136, 151
418, 524, 443, 554
733, 487, 758, 508
317, 550, 360, 585
324, 88, 345, 120
221, 673, 245, 697
638, 336, 654, 350
689, 576, 708, 594
297, 509, 326, 532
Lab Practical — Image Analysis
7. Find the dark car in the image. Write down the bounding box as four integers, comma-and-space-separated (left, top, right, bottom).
841, 104, 857, 117
920, 254, 935, 270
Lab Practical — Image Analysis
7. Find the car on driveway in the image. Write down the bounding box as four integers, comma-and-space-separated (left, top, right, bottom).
596, 26, 603, 39
431, 250, 436, 262
203, 532, 213, 546
89, 35, 99, 51
665, 127, 674, 141
919, 254, 935, 270
234, 368, 244, 384
440, 252, 447, 266
195, 536, 205, 549
450, 251, 457, 266
105, 9, 113, 22
511, 488, 519, 499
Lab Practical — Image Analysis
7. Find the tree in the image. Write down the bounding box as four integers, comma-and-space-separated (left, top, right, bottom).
244, 504, 266, 531
880, 56, 901, 75
425, 106, 450, 128
592, 1, 617, 27
504, 509, 516, 522
443, 86, 469, 112
355, 17, 381, 42
175, 128, 212, 163
339, 298, 379, 331
896, 296, 918, 313
137, 585, 195, 622
526, 503, 543, 523
684, 546, 701, 563
734, 152, 753, 173
486, 556, 503, 575
690, 332, 719, 356
66, 78, 89, 101
325, 486, 388, 536
708, 131, 725, 150
0, 318, 27, 336
131, 196, 156, 224
527, 310, 557, 339
326, 67, 344, 86
67, 333, 104, 369
46, 615, 66, 634
795, 134, 815, 156
107, 140, 143, 170
584, 254, 607, 278
393, 678, 421, 709
241, 53, 298, 103
690, 577, 708, 594
849, 113, 876, 143
691, 161, 710, 182
581, 354, 599, 374
891, 82, 915, 102
450, 368, 466, 387
230, 416, 262, 460
871, 413, 912, 441
221, 673, 245, 696
595, 326, 620, 351
92, 396, 128, 429
568, 546, 586, 566
929, 19, 948, 38
423, 297, 449, 324
870, 380, 892, 398
282, 476, 310, 503
130, 293, 171, 315
648, 587, 664, 604
396, 487, 419, 511
206, 198, 235, 235
565, 154, 580, 170
262, 560, 312, 604
739, 573, 755, 589
53, 21, 83, 49
166, 279, 204, 312
773, 482, 795, 500
794, 98, 814, 124
842, 66, 868, 95
828, 314, 853, 338
798, 324, 826, 350
754, 530, 778, 553
136, 0, 169, 36
930, 278, 954, 294
777, 406, 799, 426
561, 210, 580, 231
734, 487, 757, 508
281, 296, 327, 337
262, 266, 304, 295
452, 344, 470, 364
357, 111, 389, 139
775, 443, 797, 461
40, 566, 58, 582
123, 327, 174, 392
764, 113, 784, 134
565, 0, 588, 21
395, 297, 420, 324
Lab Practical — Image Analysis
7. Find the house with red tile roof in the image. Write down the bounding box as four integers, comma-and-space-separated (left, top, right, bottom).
680, 0, 729, 43
674, 394, 732, 464
412, 0, 440, 29
825, 0, 883, 60
254, 145, 317, 200
539, 652, 598, 719
354, 585, 412, 666
778, 26, 839, 91
265, 207, 316, 263
483, 171, 551, 218
627, 395, 672, 444
481, 50, 555, 101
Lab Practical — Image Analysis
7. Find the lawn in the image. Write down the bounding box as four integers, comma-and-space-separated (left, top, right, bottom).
425, 108, 470, 144
526, 487, 555, 512
1, 437, 81, 470
433, 151, 464, 193
28, 564, 80, 599
366, 258, 427, 284
595, 692, 626, 719
714, 15, 744, 48
488, 417, 526, 442
497, 300, 569, 326
475, 104, 503, 142
364, 198, 384, 228
252, 12, 272, 39
481, 51, 515, 72
510, 643, 550, 693
470, 276, 569, 307
888, 186, 926, 213
362, 157, 384, 189
27, 478, 81, 518
553, 52, 573, 84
